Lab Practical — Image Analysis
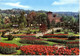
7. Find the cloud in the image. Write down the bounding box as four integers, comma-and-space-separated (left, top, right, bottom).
5, 2, 30, 9
52, 0, 78, 5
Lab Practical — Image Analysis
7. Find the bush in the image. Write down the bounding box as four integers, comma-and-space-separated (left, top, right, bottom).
68, 36, 76, 40
0, 46, 16, 54
7, 35, 14, 40
47, 39, 67, 44
66, 44, 79, 48
64, 29, 68, 34
1, 31, 6, 37
26, 31, 31, 34
33, 31, 36, 34
42, 35, 68, 38
56, 29, 61, 32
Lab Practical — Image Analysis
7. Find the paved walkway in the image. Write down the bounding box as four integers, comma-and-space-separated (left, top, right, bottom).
36, 27, 62, 37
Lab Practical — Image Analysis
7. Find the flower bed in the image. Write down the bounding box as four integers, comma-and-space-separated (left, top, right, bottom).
43, 34, 68, 38
5, 34, 36, 38
20, 45, 79, 55
19, 37, 47, 45
47, 39, 79, 44
67, 41, 79, 44
0, 42, 18, 48
48, 37, 67, 40
44, 34, 68, 36
0, 42, 18, 54
43, 34, 79, 39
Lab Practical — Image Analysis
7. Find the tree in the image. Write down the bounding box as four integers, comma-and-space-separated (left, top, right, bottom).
0, 15, 2, 28
27, 11, 36, 26
61, 16, 76, 28
36, 13, 47, 24
39, 24, 47, 32
0, 15, 2, 24
18, 11, 27, 28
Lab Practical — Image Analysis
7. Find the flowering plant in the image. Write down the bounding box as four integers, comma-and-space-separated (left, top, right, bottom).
19, 37, 47, 44
0, 42, 18, 54
20, 45, 79, 55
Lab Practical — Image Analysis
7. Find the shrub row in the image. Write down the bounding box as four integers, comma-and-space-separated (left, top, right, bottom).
47, 38, 79, 44
42, 35, 79, 38
19, 37, 48, 45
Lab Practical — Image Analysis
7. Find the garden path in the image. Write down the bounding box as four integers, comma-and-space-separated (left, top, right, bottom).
36, 27, 62, 37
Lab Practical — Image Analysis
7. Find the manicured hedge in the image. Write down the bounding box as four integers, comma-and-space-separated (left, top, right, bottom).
47, 38, 79, 44
42, 35, 79, 38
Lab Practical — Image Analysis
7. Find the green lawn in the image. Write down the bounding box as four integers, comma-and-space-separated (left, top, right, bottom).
0, 37, 57, 46
0, 37, 31, 46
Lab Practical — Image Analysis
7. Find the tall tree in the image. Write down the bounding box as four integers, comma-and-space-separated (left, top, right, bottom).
19, 11, 27, 28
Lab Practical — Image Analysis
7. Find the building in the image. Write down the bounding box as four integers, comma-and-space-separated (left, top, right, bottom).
47, 12, 62, 23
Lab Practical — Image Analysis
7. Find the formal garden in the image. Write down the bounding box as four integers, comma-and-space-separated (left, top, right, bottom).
0, 11, 79, 55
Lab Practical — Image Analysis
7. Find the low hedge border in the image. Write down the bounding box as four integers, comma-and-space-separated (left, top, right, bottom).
3, 36, 36, 38
47, 38, 79, 44
42, 35, 79, 38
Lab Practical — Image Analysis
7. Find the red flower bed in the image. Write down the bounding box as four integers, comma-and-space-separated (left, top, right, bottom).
21, 37, 46, 41
48, 37, 67, 40
67, 41, 79, 44
44, 34, 68, 36
20, 45, 79, 55
0, 42, 18, 48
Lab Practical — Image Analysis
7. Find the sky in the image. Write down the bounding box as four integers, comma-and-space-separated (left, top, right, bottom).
0, 0, 79, 12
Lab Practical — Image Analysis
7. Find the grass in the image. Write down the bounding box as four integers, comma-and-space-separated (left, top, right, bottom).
0, 37, 31, 46
54, 31, 79, 36
0, 37, 57, 46
13, 50, 21, 55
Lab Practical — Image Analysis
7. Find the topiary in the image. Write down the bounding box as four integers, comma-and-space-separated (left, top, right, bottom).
1, 31, 6, 37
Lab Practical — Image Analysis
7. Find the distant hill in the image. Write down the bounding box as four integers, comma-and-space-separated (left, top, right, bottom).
0, 8, 79, 19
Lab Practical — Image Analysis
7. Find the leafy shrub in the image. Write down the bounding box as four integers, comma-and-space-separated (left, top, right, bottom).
68, 36, 76, 40
7, 34, 14, 40
64, 29, 68, 34
1, 31, 6, 37
66, 44, 79, 48
56, 29, 61, 32
33, 31, 36, 34
0, 47, 16, 54
47, 39, 67, 44
26, 31, 31, 34
42, 35, 68, 38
